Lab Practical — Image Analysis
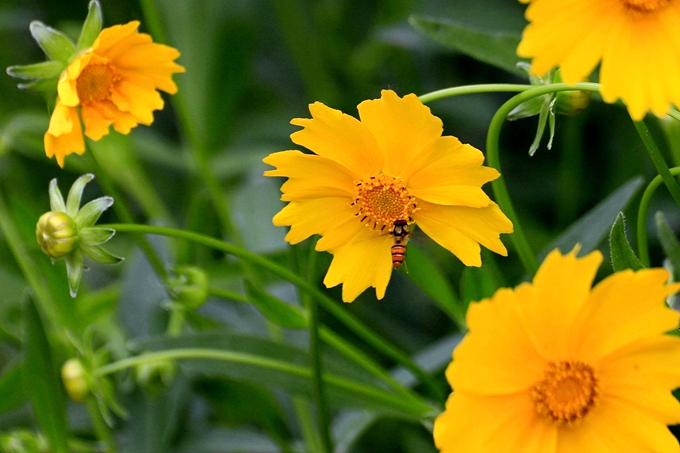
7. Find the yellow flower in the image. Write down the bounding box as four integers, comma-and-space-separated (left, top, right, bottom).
264, 90, 513, 302
45, 21, 184, 167
434, 248, 680, 453
517, 0, 680, 120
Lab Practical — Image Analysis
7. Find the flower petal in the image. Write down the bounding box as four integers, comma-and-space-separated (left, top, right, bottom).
272, 197, 355, 245
44, 102, 85, 168
81, 103, 114, 141
323, 229, 393, 302
357, 90, 442, 177
413, 200, 512, 266
290, 102, 382, 179
110, 74, 163, 124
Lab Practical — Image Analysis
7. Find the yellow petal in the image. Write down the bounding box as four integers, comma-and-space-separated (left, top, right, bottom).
80, 104, 113, 140
44, 103, 85, 168
110, 75, 163, 124
272, 197, 355, 245
357, 90, 442, 177
290, 102, 382, 179
434, 392, 557, 453
114, 45, 185, 94
574, 269, 680, 361
323, 229, 393, 302
91, 21, 142, 55
448, 287, 547, 394
413, 200, 513, 266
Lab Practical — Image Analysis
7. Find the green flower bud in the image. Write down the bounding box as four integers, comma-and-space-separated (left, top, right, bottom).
169, 267, 209, 310
136, 360, 175, 394
36, 211, 79, 259
61, 358, 89, 402
554, 70, 591, 116
0, 431, 48, 453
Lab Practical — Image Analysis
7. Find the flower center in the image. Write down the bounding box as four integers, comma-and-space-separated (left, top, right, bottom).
76, 63, 118, 104
620, 0, 672, 12
531, 361, 599, 426
353, 174, 416, 229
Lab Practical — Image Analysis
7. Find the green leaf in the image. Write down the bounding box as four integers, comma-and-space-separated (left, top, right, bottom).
65, 251, 84, 297
74, 196, 113, 229
77, 0, 103, 49
244, 280, 307, 329
405, 243, 463, 325
609, 212, 644, 272
540, 177, 644, 259
409, 16, 525, 76
79, 227, 116, 245
0, 361, 27, 414
22, 295, 69, 453
17, 77, 59, 93
460, 267, 496, 315
6, 61, 65, 80
48, 179, 66, 212
66, 173, 94, 218
655, 212, 680, 283
29, 21, 77, 63
80, 244, 124, 264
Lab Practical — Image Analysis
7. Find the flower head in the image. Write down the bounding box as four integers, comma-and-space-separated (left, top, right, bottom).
434, 248, 680, 453
264, 90, 513, 302
37, 174, 122, 297
7, 1, 184, 167
517, 0, 680, 120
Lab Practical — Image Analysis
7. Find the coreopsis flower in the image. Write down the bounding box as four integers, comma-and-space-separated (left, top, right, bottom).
264, 90, 513, 302
36, 174, 122, 297
517, 0, 680, 120
7, 1, 184, 167
434, 248, 680, 453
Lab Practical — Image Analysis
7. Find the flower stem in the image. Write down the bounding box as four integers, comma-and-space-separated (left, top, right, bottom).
485, 82, 601, 275
636, 167, 680, 267
419, 84, 532, 103
93, 348, 434, 417
631, 119, 680, 207
103, 223, 443, 401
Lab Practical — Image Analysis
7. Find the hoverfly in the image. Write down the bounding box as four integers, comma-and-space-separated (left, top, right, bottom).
390, 219, 411, 270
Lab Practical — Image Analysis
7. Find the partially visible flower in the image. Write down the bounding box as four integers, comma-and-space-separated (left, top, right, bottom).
517, 0, 680, 120
265, 90, 513, 302
434, 248, 680, 453
6, 1, 184, 167
36, 174, 122, 297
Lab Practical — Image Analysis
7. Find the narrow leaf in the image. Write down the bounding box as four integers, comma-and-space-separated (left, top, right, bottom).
460, 267, 496, 315
0, 362, 27, 414
6, 61, 65, 80
48, 179, 66, 212
609, 212, 644, 272
540, 177, 644, 259
29, 21, 77, 63
66, 173, 94, 218
655, 212, 680, 283
65, 251, 84, 297
77, 0, 103, 49
22, 295, 69, 453
244, 280, 307, 329
409, 16, 526, 76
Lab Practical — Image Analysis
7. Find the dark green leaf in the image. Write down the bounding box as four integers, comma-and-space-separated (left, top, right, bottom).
655, 212, 680, 283
409, 16, 525, 76
29, 21, 77, 63
0, 361, 27, 414
6, 61, 65, 80
244, 280, 307, 329
22, 295, 69, 453
405, 244, 463, 324
609, 212, 644, 272
540, 177, 644, 259
77, 0, 103, 49
460, 267, 496, 315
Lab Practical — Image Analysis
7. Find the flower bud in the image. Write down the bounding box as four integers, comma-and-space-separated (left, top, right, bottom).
36, 211, 79, 259
61, 358, 89, 402
136, 360, 175, 394
554, 70, 591, 116
169, 267, 209, 310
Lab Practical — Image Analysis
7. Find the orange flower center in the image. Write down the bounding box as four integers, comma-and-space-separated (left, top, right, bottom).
353, 174, 416, 229
620, 0, 672, 12
76, 63, 118, 104
531, 361, 599, 425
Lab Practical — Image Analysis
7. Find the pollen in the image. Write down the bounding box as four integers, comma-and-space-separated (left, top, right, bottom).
531, 361, 599, 426
353, 174, 416, 229
620, 0, 672, 12
76, 63, 118, 104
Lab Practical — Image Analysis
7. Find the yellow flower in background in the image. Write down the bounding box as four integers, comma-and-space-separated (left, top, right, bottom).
46, 21, 185, 167
517, 0, 680, 120
264, 90, 513, 302
434, 248, 680, 453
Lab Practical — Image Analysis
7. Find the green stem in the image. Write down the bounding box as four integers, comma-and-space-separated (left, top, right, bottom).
103, 223, 441, 400
166, 308, 185, 337
94, 348, 433, 417
292, 399, 324, 453
305, 241, 333, 453
209, 287, 249, 303
636, 167, 680, 267
419, 84, 532, 103
485, 82, 601, 276
631, 120, 680, 207
86, 397, 115, 453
